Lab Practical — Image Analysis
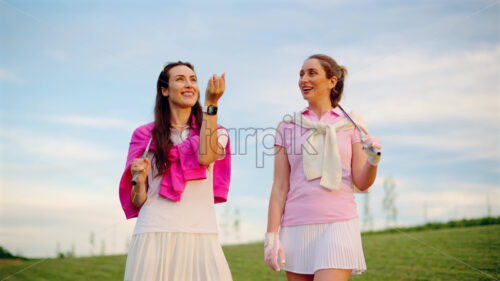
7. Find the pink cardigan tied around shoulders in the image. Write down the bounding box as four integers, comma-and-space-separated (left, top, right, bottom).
119, 122, 231, 219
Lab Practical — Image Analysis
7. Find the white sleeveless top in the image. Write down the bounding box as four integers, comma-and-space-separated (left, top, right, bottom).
133, 127, 229, 235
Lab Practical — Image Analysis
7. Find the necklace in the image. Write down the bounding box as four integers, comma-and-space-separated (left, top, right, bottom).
170, 123, 189, 128
170, 124, 190, 142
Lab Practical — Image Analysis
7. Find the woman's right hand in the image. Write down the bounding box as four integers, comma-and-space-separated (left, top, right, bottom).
264, 232, 286, 272
130, 158, 151, 184
205, 73, 225, 105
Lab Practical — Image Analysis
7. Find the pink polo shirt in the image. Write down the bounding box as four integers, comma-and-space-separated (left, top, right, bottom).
275, 107, 361, 227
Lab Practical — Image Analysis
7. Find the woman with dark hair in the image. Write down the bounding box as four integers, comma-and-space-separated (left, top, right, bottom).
119, 61, 232, 281
265, 54, 381, 281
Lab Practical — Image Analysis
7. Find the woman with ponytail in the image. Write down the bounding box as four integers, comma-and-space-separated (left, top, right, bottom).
265, 54, 381, 280
119, 61, 232, 281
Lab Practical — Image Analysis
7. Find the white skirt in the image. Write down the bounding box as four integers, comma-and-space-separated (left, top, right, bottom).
124, 232, 232, 281
279, 218, 367, 275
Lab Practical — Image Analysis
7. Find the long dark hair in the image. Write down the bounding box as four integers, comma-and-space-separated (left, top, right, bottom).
308, 54, 348, 107
152, 61, 203, 175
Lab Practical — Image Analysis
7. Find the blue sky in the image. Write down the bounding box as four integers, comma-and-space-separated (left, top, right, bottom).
0, 0, 499, 258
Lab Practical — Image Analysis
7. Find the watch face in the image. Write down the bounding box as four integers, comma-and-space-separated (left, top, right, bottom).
207, 105, 218, 115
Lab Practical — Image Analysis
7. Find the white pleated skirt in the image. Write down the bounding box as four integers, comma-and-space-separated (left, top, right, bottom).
279, 218, 367, 275
124, 232, 232, 281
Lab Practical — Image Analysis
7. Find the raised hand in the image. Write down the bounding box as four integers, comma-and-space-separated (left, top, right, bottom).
205, 73, 225, 105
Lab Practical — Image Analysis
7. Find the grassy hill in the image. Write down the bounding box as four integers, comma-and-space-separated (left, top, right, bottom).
1, 224, 498, 281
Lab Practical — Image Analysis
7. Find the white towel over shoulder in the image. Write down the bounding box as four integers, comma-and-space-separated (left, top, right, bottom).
284, 110, 369, 193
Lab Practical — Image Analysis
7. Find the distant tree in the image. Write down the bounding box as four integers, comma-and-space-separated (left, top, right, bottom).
112, 225, 117, 254
423, 202, 428, 223
487, 195, 492, 217
221, 205, 231, 242
233, 208, 241, 242
362, 193, 373, 231
382, 177, 397, 228
66, 243, 76, 258
89, 232, 95, 256
101, 239, 106, 256
56, 242, 64, 258
0, 245, 16, 259
0, 246, 27, 260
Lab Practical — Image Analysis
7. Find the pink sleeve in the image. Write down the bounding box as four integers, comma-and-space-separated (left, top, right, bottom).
351, 128, 362, 144
119, 131, 144, 219
119, 123, 154, 219
275, 122, 288, 149
213, 125, 231, 204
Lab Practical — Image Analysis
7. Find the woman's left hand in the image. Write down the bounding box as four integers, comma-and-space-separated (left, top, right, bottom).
205, 73, 225, 105
363, 136, 382, 166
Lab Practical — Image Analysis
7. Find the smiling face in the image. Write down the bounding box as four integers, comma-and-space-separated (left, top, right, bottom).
162, 65, 199, 109
299, 58, 337, 104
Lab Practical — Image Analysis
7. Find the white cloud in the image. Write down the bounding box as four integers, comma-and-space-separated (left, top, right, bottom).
0, 69, 21, 83
397, 187, 500, 220
44, 115, 136, 130
345, 45, 500, 126
0, 128, 112, 161
399, 189, 500, 208
382, 128, 500, 162
44, 49, 71, 62
0, 163, 63, 173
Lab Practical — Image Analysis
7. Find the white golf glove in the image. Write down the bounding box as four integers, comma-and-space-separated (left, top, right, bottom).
264, 232, 286, 271
362, 136, 382, 166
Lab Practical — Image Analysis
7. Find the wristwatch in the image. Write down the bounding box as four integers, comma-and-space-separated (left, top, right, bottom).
202, 105, 218, 115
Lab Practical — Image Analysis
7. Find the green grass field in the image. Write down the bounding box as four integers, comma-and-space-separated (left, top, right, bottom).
1, 225, 498, 281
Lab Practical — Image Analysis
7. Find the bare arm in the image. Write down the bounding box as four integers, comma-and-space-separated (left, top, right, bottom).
351, 142, 378, 191
198, 73, 226, 165
267, 145, 290, 232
